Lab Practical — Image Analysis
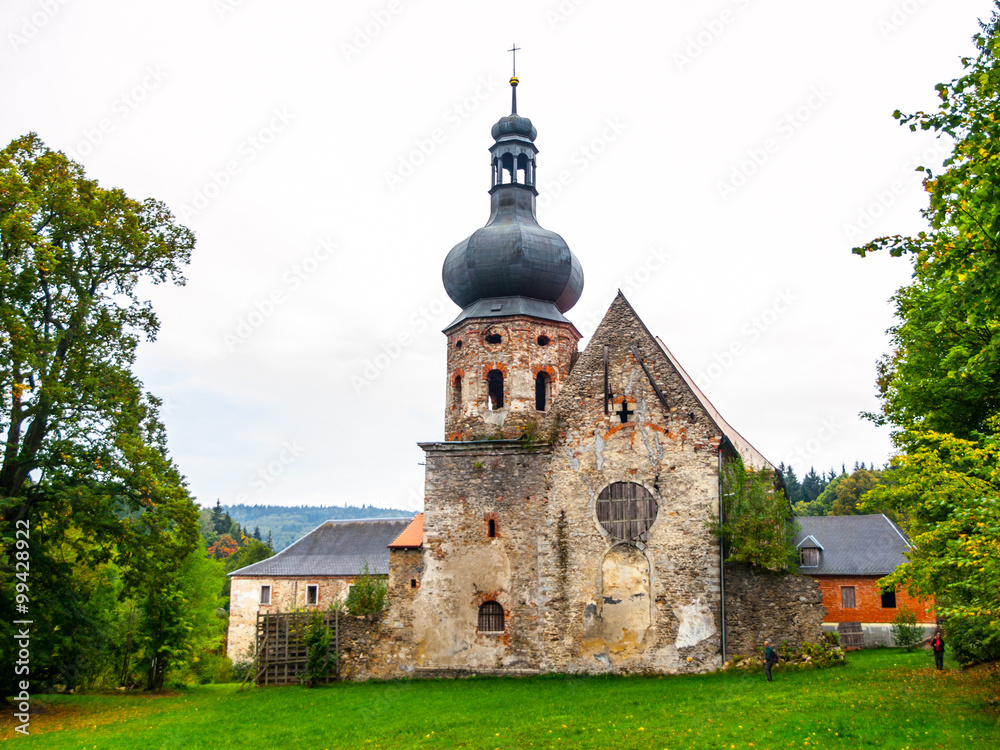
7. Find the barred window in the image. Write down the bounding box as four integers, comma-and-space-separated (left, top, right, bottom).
478, 601, 504, 633
306, 584, 318, 606
841, 586, 856, 609
596, 482, 657, 541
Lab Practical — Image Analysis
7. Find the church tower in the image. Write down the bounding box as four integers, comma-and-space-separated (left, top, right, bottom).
441, 73, 584, 440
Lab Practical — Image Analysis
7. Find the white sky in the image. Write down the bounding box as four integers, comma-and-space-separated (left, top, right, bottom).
2, 0, 994, 510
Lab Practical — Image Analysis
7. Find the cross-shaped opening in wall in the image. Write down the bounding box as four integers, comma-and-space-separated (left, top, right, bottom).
617, 400, 634, 424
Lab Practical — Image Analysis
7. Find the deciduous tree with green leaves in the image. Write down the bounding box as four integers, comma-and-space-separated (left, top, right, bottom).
855, 3, 1000, 661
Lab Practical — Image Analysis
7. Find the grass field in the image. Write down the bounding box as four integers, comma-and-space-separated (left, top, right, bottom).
1, 649, 997, 749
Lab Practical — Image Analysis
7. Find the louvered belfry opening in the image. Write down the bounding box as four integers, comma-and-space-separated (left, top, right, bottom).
478, 601, 504, 633
596, 482, 658, 541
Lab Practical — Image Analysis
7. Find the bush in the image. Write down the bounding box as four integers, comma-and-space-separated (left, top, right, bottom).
345, 560, 388, 616
944, 614, 1000, 666
191, 653, 233, 685
890, 607, 923, 652
724, 639, 846, 672
300, 610, 337, 687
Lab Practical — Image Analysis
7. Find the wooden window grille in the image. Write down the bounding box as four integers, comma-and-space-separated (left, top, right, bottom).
260, 585, 271, 605
799, 547, 819, 567
478, 601, 504, 633
596, 482, 657, 541
306, 584, 318, 606
880, 590, 896, 609
841, 586, 856, 609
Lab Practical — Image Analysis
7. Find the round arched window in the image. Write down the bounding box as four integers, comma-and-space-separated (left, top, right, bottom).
596, 482, 657, 541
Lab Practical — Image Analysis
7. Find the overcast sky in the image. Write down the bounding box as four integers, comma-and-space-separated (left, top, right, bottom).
2, 0, 994, 510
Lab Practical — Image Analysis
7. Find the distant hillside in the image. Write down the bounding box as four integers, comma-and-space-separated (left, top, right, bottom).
223, 504, 415, 550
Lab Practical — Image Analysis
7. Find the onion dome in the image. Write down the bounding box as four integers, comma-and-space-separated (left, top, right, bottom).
442, 75, 584, 316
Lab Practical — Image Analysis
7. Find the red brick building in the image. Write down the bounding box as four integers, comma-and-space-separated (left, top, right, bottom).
794, 514, 936, 646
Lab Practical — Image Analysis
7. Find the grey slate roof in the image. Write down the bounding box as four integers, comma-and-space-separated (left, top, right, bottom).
227, 518, 412, 578
792, 514, 912, 576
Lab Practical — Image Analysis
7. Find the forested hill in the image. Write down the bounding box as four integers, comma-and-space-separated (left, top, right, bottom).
223, 504, 416, 550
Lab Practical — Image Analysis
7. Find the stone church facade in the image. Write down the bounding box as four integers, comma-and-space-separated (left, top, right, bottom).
386, 74, 824, 676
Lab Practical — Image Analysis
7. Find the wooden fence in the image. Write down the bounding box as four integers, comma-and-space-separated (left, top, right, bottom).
252, 610, 340, 686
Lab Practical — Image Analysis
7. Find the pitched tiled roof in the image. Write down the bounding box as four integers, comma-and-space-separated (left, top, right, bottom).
793, 514, 912, 576
388, 513, 423, 548
228, 518, 412, 577
653, 336, 773, 471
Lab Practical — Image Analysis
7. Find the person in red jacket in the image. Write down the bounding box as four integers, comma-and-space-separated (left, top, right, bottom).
931, 630, 945, 670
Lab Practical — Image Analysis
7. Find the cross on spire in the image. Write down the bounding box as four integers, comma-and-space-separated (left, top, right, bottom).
508, 43, 520, 77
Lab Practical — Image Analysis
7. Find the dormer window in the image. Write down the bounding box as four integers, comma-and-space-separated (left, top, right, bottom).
800, 547, 819, 567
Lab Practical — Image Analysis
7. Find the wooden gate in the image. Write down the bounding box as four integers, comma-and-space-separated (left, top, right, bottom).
252, 610, 339, 686
838, 621, 864, 649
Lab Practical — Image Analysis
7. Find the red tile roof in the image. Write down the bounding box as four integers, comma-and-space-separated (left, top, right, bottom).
388, 513, 423, 549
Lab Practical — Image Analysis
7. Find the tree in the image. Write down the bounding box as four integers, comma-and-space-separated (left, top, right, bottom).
801, 467, 825, 505
855, 4, 1000, 660
0, 134, 201, 692
890, 606, 924, 652
344, 560, 388, 616
709, 455, 798, 571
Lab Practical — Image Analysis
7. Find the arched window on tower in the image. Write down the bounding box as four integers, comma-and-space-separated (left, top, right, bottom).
487, 370, 504, 410
478, 601, 504, 633
516, 153, 530, 185
535, 372, 550, 412
453, 375, 462, 408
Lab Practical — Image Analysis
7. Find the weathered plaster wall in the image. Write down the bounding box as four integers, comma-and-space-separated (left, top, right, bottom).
412, 442, 551, 671
540, 295, 726, 674
227, 575, 354, 662
723, 564, 826, 657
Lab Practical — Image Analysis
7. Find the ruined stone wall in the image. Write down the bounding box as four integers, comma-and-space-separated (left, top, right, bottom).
227, 575, 353, 662
723, 564, 826, 657
411, 441, 552, 671
540, 294, 727, 674
444, 315, 579, 440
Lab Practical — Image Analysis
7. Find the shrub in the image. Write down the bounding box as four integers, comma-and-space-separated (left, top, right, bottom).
890, 607, 923, 652
345, 560, 388, 616
300, 610, 337, 688
944, 614, 1000, 666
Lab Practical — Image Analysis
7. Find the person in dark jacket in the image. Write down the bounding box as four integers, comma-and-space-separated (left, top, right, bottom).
931, 630, 945, 670
763, 640, 778, 682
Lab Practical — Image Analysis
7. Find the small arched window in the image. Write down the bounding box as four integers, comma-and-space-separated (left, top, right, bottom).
535, 372, 550, 412
453, 375, 462, 407
478, 601, 504, 633
487, 369, 504, 410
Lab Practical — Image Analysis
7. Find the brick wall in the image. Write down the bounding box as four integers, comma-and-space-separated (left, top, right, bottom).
812, 575, 935, 624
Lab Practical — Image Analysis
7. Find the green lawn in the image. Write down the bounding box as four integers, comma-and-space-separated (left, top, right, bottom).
2, 650, 997, 749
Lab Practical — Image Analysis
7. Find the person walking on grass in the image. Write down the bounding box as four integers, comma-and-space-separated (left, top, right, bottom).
764, 640, 778, 682
931, 630, 945, 670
